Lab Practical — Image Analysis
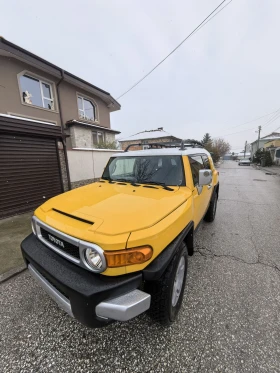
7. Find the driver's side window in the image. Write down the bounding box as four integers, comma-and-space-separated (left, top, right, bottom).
189, 155, 204, 186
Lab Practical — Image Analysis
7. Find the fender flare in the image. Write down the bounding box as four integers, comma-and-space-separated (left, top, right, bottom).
143, 221, 194, 281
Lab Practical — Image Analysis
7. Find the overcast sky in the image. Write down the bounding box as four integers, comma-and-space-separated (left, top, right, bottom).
2, 0, 280, 151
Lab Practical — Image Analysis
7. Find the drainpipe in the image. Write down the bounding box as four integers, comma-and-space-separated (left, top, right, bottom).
56, 69, 72, 191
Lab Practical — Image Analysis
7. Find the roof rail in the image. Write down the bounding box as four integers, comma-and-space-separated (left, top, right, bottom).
179, 139, 204, 150
124, 140, 204, 152
124, 143, 168, 152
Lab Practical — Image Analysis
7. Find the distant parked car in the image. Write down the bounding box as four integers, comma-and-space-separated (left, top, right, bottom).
238, 159, 251, 166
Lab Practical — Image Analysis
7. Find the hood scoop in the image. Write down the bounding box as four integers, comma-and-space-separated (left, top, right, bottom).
52, 208, 94, 225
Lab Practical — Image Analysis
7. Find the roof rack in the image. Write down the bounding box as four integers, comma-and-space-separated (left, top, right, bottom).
124, 139, 204, 152
179, 139, 204, 150
124, 143, 168, 152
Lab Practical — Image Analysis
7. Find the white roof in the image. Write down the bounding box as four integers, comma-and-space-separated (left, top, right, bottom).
118, 129, 177, 142
262, 136, 280, 141
113, 147, 210, 157
251, 132, 280, 145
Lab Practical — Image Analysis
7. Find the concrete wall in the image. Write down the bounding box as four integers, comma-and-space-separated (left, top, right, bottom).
69, 125, 116, 148
67, 149, 121, 183
251, 140, 269, 157
0, 56, 111, 129
70, 125, 93, 148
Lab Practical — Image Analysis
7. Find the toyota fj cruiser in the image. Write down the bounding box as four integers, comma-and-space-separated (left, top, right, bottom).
21, 141, 219, 327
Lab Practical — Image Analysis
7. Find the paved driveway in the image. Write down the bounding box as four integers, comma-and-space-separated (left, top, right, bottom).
1, 161, 280, 372
0, 212, 32, 275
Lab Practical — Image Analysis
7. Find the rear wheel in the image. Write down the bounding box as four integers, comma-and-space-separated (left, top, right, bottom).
145, 242, 188, 326
204, 191, 218, 222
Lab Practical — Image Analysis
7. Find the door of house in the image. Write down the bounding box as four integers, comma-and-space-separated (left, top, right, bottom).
0, 132, 63, 219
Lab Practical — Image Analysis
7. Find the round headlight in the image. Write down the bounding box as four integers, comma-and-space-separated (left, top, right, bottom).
84, 248, 103, 270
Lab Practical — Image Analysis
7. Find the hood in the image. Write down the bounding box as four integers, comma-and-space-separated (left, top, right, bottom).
39, 181, 191, 236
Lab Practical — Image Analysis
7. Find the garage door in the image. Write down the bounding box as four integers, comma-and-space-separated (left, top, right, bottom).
0, 133, 63, 219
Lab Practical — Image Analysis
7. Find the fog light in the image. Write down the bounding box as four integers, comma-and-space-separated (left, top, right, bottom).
85, 248, 103, 270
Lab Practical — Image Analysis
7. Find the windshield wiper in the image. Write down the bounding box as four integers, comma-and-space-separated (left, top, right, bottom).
113, 178, 141, 186
100, 176, 115, 183
114, 178, 129, 183
140, 181, 174, 191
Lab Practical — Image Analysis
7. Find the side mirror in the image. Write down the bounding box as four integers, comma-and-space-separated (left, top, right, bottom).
199, 169, 212, 185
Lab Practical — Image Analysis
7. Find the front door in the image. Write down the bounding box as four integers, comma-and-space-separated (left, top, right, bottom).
188, 155, 212, 227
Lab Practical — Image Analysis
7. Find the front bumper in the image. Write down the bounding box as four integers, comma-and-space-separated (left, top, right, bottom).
21, 234, 150, 328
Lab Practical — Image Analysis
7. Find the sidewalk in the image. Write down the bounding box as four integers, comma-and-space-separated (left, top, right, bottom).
254, 164, 280, 176
0, 212, 32, 282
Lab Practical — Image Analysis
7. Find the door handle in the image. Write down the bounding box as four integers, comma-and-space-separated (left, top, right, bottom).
207, 184, 212, 189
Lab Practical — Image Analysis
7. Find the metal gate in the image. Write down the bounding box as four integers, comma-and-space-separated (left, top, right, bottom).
0, 116, 64, 219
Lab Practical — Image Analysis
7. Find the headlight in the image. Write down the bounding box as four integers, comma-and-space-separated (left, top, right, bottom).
83, 247, 106, 272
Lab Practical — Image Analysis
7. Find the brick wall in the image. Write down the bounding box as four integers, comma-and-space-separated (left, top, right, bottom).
57, 142, 69, 191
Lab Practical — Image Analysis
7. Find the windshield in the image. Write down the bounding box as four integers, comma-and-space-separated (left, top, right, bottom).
102, 155, 185, 186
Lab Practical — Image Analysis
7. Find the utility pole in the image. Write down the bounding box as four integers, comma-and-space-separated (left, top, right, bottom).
257, 126, 262, 150
244, 140, 247, 158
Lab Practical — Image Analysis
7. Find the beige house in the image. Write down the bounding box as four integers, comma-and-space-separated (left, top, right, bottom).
264, 139, 280, 165
0, 37, 120, 218
250, 132, 280, 158
119, 128, 181, 151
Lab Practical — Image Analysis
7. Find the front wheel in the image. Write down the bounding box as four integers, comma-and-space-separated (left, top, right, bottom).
144, 242, 188, 326
204, 191, 218, 222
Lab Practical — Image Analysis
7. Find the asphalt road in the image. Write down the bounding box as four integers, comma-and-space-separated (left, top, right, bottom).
1, 161, 280, 373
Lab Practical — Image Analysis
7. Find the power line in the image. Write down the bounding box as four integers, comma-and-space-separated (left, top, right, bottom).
262, 109, 280, 128
225, 108, 280, 130
117, 0, 233, 100
189, 0, 233, 37
214, 107, 280, 138
213, 126, 256, 138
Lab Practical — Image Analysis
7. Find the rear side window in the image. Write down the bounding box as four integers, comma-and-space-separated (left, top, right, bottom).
189, 155, 204, 186
202, 155, 211, 169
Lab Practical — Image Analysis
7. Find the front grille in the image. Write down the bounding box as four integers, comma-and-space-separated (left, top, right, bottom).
40, 227, 80, 259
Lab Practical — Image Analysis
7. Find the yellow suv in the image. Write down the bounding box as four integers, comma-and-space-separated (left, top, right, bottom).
21, 141, 219, 328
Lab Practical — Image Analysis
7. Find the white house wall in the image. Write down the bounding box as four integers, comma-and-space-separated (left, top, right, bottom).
67, 149, 120, 182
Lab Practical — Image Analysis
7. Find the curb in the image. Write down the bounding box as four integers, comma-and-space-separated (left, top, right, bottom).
256, 165, 280, 176
0, 265, 27, 284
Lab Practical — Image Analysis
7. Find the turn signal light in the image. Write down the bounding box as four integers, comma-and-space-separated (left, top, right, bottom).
105, 246, 153, 267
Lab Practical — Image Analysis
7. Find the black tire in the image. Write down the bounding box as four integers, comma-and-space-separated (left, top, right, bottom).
144, 242, 188, 326
204, 191, 218, 222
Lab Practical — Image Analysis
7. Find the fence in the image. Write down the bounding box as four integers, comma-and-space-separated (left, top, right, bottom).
67, 148, 122, 185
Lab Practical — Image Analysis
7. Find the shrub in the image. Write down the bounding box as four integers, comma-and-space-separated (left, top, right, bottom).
95, 141, 118, 150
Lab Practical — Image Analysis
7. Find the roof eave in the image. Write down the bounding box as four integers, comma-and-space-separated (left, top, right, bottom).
0, 37, 121, 111
66, 120, 121, 134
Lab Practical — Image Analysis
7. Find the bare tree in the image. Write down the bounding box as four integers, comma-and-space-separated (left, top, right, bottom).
211, 138, 231, 162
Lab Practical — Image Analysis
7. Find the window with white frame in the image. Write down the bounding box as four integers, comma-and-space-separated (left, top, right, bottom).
78, 96, 96, 121
92, 130, 104, 145
19, 74, 54, 110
